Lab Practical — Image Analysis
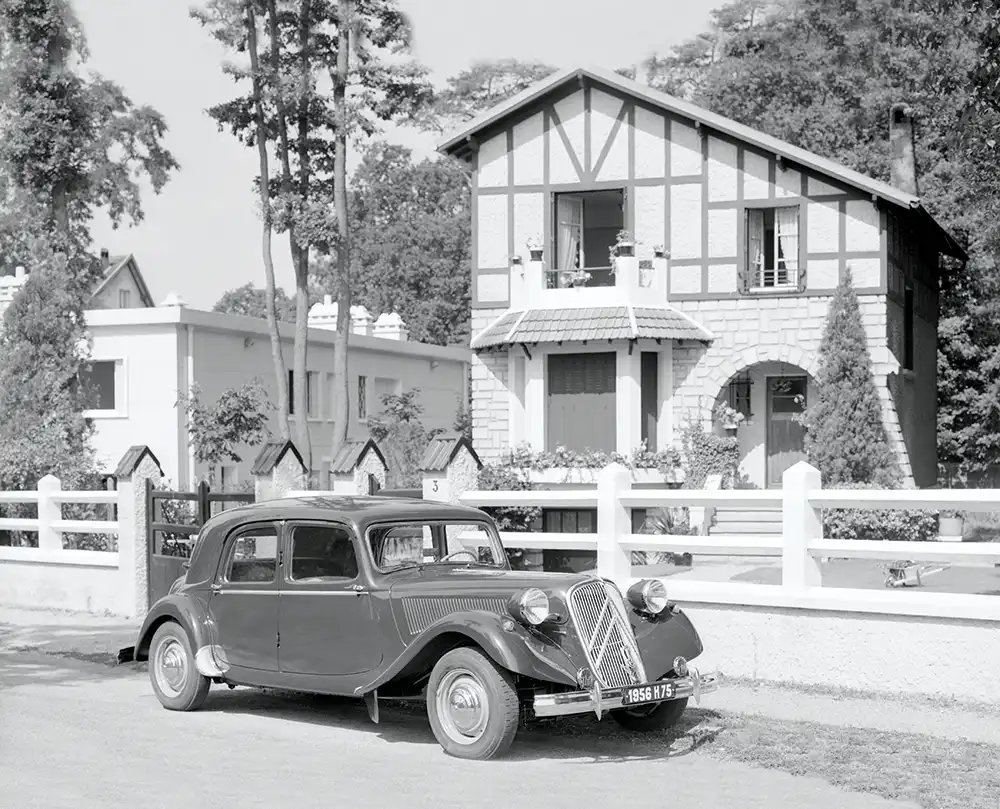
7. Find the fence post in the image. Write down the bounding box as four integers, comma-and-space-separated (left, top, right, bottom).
781, 461, 823, 593
419, 433, 482, 504
114, 446, 164, 618
252, 439, 307, 501
596, 463, 633, 585
36, 474, 62, 551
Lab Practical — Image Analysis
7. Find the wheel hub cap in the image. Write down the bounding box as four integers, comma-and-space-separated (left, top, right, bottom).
156, 639, 188, 696
437, 669, 489, 745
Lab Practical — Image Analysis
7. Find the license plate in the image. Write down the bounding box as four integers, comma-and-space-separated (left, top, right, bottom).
620, 679, 676, 707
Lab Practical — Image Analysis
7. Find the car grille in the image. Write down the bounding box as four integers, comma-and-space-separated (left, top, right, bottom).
567, 579, 647, 689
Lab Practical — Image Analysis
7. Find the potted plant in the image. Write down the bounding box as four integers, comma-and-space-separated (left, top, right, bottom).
938, 509, 964, 540
653, 243, 668, 259
526, 236, 544, 261
561, 269, 591, 288
714, 402, 745, 435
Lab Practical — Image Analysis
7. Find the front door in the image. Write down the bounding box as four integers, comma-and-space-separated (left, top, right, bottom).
206, 522, 280, 672
277, 521, 383, 676
766, 376, 808, 488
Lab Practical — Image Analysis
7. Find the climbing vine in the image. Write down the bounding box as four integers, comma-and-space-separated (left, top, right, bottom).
680, 423, 740, 489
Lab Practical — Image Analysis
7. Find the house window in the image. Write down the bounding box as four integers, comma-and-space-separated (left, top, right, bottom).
640, 352, 658, 450
79, 360, 120, 412
550, 189, 624, 289
746, 206, 799, 289
118, 289, 131, 308
903, 286, 914, 371
306, 371, 320, 418
728, 372, 752, 418
287, 369, 295, 415
358, 375, 368, 421
546, 352, 616, 452
372, 377, 400, 416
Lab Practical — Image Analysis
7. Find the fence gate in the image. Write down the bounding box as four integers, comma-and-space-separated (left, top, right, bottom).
145, 480, 254, 606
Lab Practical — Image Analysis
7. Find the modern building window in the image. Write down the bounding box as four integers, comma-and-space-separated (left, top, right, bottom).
79, 360, 120, 412
306, 371, 320, 418
357, 375, 368, 421
551, 189, 624, 289
746, 205, 799, 289
372, 376, 400, 416
546, 352, 616, 453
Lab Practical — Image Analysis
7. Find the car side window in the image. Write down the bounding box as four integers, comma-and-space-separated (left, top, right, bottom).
225, 526, 279, 584
289, 524, 358, 582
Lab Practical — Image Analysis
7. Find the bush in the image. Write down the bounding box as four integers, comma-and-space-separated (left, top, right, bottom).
822, 482, 938, 542
680, 423, 739, 489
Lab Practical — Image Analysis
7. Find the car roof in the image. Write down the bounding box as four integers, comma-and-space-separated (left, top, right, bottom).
185, 494, 492, 581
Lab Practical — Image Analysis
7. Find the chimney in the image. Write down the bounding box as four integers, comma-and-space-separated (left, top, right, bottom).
889, 103, 919, 196
373, 312, 409, 341
100, 247, 110, 268
307, 294, 338, 331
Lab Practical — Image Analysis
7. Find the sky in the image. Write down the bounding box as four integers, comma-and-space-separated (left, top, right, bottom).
73, 0, 720, 309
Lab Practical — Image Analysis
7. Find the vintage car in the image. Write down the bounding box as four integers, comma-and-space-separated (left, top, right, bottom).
121, 495, 721, 760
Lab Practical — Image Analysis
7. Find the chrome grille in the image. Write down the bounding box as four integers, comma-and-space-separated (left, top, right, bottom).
402, 596, 507, 634
567, 579, 647, 689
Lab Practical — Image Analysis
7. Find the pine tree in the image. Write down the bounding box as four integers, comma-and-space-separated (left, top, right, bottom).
802, 267, 901, 487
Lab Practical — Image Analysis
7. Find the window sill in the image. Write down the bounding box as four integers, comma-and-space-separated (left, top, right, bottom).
83, 409, 128, 420
747, 285, 800, 295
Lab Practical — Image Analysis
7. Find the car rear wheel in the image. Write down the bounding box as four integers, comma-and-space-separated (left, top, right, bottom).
610, 696, 688, 732
149, 621, 211, 712
426, 647, 519, 760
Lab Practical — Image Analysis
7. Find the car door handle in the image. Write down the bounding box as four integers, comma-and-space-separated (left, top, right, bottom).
210, 583, 223, 593
349, 584, 367, 594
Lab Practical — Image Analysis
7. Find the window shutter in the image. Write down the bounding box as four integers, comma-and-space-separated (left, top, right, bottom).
738, 209, 750, 293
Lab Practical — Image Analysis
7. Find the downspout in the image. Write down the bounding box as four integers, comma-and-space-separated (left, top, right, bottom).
187, 324, 196, 489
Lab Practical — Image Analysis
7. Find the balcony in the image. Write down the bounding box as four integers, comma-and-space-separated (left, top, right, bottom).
748, 265, 800, 294
510, 254, 669, 310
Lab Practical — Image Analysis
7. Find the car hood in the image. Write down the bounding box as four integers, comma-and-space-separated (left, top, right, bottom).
386, 566, 594, 603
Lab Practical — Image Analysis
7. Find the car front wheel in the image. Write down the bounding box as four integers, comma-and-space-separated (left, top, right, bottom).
426, 647, 519, 760
610, 696, 688, 732
149, 621, 211, 712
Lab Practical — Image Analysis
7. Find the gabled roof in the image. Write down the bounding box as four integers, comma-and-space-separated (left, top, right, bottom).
419, 433, 482, 472
470, 305, 714, 350
91, 254, 156, 308
114, 445, 162, 478
251, 439, 306, 476
438, 65, 965, 262
330, 438, 386, 474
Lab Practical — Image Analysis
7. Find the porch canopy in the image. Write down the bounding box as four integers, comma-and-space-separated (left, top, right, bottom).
470, 304, 714, 350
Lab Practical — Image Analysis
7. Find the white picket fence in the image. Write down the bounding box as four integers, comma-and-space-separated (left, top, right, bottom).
459, 461, 1000, 623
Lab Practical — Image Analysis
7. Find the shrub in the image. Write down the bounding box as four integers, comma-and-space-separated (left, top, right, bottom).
680, 422, 739, 489
367, 389, 440, 488
822, 482, 938, 542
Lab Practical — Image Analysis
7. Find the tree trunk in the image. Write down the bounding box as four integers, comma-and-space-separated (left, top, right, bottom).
330, 0, 352, 455
247, 0, 290, 438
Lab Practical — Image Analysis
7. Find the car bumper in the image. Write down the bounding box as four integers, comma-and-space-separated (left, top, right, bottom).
532, 669, 723, 718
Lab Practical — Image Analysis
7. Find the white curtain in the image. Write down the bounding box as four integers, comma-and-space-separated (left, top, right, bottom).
557, 195, 583, 280
747, 209, 764, 280
776, 207, 799, 273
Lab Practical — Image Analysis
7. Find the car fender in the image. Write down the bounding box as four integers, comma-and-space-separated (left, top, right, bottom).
629, 606, 705, 678
356, 610, 579, 696
132, 594, 230, 678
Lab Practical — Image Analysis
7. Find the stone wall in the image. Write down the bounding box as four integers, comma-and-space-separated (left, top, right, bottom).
470, 309, 510, 462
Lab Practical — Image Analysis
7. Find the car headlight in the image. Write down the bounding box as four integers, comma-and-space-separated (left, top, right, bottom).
508, 587, 550, 626
626, 579, 669, 615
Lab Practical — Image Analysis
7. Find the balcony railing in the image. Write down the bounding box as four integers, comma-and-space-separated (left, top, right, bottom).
544, 266, 615, 289
750, 266, 799, 291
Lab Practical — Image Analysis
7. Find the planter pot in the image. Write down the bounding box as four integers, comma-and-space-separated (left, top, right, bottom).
616, 242, 635, 257
939, 515, 964, 540
529, 249, 544, 261
722, 425, 739, 436
572, 280, 587, 288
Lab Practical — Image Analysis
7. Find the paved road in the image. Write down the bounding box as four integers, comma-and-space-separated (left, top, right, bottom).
0, 650, 919, 809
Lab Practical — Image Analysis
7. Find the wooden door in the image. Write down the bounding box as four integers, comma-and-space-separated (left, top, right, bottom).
766, 376, 807, 488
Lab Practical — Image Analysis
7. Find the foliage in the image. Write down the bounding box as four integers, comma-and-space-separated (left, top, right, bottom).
474, 461, 539, 570
453, 402, 472, 441
316, 141, 471, 346
801, 268, 901, 487
366, 388, 439, 488
633, 507, 695, 567
415, 58, 557, 133
176, 380, 274, 478
212, 282, 297, 322
680, 423, 740, 489
822, 483, 939, 542
499, 442, 682, 478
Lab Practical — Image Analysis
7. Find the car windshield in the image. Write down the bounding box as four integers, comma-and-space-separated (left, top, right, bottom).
367, 520, 508, 572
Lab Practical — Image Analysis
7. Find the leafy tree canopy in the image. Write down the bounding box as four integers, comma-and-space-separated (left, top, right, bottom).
213, 282, 297, 322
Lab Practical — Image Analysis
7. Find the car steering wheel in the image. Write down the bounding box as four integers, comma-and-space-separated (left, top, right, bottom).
440, 549, 479, 562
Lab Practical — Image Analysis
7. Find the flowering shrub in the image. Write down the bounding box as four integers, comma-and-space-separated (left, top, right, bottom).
822, 482, 938, 542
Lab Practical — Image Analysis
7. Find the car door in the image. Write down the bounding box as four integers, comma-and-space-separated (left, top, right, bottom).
277, 520, 384, 677
206, 521, 280, 672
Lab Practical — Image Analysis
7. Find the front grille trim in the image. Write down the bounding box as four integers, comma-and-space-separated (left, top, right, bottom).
566, 579, 647, 689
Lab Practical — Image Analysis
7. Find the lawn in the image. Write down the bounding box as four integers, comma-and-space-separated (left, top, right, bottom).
537, 707, 1000, 809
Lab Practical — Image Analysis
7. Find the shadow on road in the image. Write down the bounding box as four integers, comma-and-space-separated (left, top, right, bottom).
200, 687, 725, 763
0, 650, 145, 690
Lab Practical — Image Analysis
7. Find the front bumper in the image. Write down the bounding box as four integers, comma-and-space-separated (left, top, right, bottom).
532, 669, 723, 719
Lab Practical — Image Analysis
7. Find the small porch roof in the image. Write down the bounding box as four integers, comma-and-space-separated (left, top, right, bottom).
470, 305, 714, 350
